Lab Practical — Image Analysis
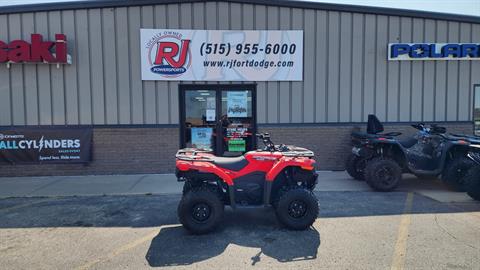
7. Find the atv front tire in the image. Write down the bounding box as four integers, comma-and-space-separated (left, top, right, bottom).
275, 187, 319, 230
178, 187, 224, 234
465, 167, 480, 201
364, 158, 402, 192
442, 157, 475, 191
346, 154, 366, 181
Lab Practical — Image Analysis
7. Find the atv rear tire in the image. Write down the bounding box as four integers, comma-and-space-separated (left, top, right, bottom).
275, 187, 319, 230
346, 154, 366, 181
364, 158, 402, 192
442, 157, 475, 192
465, 167, 480, 201
178, 187, 224, 234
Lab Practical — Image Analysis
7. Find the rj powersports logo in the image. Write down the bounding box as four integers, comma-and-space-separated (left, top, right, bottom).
0, 135, 80, 152
145, 31, 192, 77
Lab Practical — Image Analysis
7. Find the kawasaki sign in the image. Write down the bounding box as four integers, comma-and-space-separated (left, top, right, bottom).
0, 128, 92, 164
0, 34, 71, 67
388, 43, 480, 60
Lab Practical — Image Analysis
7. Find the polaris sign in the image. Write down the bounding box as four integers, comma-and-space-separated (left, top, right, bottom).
388, 43, 480, 60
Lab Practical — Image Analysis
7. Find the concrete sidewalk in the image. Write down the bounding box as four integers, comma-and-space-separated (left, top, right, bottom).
0, 171, 476, 203
0, 174, 183, 198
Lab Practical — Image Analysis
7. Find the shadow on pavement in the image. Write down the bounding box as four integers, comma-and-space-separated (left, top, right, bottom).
145, 208, 320, 267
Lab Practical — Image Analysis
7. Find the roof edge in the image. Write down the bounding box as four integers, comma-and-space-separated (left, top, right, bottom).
0, 0, 478, 24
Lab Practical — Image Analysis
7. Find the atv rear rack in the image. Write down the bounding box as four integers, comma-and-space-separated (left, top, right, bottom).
176, 148, 215, 161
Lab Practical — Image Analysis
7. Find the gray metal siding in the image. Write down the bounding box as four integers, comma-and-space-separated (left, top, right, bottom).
0, 1, 479, 126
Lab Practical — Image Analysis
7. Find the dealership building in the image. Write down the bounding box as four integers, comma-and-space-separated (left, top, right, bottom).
0, 0, 479, 177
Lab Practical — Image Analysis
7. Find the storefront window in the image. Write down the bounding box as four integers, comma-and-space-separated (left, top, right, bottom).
221, 90, 254, 156
184, 90, 217, 151
475, 86, 480, 136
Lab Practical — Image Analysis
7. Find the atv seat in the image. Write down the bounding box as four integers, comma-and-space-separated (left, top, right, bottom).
211, 156, 249, 171
351, 131, 380, 139
365, 114, 402, 137
399, 137, 418, 148
352, 131, 401, 139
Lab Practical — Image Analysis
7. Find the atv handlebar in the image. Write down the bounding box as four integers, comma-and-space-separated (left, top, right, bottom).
256, 133, 276, 152
411, 123, 447, 135
256, 133, 314, 156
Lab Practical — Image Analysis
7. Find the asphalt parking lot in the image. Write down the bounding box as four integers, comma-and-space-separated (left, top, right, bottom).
1, 183, 479, 270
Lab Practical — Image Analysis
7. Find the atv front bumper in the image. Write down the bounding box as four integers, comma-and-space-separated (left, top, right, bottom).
352, 146, 374, 159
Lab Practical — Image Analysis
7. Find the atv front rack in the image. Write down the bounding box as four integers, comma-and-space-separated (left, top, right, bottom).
282, 150, 315, 157
280, 145, 315, 157
176, 148, 215, 161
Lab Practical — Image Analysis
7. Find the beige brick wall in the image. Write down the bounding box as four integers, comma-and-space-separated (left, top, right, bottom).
0, 123, 473, 176
0, 127, 179, 177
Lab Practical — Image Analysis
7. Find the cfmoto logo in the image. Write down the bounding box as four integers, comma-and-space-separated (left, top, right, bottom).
0, 134, 4, 140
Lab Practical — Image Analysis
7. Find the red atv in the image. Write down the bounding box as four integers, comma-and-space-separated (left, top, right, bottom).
175, 133, 319, 234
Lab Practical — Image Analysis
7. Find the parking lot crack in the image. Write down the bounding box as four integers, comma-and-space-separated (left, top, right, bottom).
27, 177, 66, 196
128, 175, 148, 191
0, 198, 53, 213
434, 214, 478, 251
251, 250, 263, 266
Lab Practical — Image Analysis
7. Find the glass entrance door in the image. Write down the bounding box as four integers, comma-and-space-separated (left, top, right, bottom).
220, 90, 255, 156
180, 85, 257, 156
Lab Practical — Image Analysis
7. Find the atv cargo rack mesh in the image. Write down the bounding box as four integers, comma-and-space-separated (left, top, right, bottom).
176, 148, 215, 161
281, 146, 315, 157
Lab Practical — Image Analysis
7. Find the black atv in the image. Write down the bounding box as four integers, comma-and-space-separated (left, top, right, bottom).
439, 133, 480, 191
346, 115, 402, 181
346, 115, 480, 192
464, 152, 480, 201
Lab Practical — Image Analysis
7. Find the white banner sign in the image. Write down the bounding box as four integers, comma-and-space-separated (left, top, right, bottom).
140, 29, 303, 81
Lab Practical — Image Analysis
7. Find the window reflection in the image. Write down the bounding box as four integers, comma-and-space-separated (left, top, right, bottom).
184, 90, 216, 151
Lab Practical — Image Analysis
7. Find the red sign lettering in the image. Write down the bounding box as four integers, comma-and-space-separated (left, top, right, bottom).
0, 41, 7, 62
0, 34, 68, 64
154, 40, 190, 68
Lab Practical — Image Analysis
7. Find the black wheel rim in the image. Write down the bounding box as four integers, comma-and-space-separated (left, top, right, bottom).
288, 200, 308, 218
356, 159, 366, 174
191, 203, 211, 223
455, 167, 469, 186
377, 166, 394, 187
